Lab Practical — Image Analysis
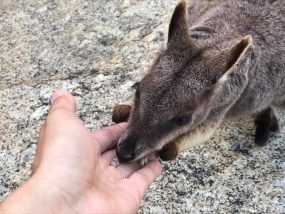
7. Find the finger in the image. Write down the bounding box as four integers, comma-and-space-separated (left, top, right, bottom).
101, 150, 140, 178
49, 89, 76, 114
91, 123, 127, 153
36, 122, 46, 155
128, 160, 162, 198
101, 150, 117, 164
116, 162, 140, 179
146, 152, 159, 161
32, 123, 46, 173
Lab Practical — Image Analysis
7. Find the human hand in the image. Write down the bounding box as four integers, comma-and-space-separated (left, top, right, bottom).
0, 90, 162, 214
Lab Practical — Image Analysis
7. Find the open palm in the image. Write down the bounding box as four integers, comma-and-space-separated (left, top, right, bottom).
1, 90, 162, 214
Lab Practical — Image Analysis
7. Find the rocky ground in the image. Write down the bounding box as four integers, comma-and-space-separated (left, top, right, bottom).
0, 0, 284, 213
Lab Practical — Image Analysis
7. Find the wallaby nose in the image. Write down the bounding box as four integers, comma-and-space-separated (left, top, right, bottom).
116, 145, 135, 163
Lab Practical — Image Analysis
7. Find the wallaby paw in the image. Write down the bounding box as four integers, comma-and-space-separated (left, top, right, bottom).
270, 116, 279, 132
254, 107, 278, 146
112, 104, 132, 123
255, 126, 270, 146
158, 141, 179, 161
270, 122, 280, 132
138, 157, 148, 168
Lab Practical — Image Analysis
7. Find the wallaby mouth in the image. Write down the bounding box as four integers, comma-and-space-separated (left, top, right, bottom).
116, 130, 158, 163
116, 141, 135, 163
116, 131, 136, 163
116, 144, 159, 164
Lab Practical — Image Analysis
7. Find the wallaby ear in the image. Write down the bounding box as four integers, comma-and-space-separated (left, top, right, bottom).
168, 1, 190, 47
223, 35, 253, 70
211, 35, 254, 108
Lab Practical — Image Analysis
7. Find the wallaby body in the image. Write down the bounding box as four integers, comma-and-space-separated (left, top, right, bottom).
189, 0, 285, 116
113, 0, 285, 162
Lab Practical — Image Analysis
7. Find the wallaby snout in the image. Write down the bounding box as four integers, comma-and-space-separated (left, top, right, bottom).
116, 142, 134, 163
116, 131, 152, 163
116, 131, 136, 162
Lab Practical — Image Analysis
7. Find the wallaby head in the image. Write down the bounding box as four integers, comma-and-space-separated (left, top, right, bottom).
116, 1, 254, 163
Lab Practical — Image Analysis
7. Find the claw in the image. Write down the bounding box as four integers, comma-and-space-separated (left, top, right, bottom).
138, 157, 148, 168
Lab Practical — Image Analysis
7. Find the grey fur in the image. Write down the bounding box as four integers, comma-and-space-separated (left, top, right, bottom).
116, 0, 285, 162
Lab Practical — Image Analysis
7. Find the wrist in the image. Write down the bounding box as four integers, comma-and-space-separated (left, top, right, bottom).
0, 172, 72, 213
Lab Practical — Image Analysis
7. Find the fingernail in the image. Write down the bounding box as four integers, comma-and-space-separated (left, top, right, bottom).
51, 89, 67, 104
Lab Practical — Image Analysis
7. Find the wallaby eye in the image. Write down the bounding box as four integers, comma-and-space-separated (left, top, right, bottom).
132, 82, 140, 99
135, 88, 140, 99
132, 82, 140, 89
170, 115, 192, 126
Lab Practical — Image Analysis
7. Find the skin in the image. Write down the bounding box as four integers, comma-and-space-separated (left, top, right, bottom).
0, 90, 162, 214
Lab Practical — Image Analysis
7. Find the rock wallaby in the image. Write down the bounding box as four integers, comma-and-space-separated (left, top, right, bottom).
112, 0, 285, 163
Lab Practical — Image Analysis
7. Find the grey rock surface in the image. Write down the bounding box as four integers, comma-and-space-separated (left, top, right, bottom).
0, 0, 284, 213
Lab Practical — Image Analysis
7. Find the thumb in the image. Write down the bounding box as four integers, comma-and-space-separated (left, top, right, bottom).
49, 89, 76, 114
33, 90, 77, 171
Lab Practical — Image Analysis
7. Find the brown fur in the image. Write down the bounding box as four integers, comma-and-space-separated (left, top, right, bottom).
112, 104, 132, 123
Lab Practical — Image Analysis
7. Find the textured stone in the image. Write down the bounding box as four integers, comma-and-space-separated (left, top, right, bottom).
0, 0, 284, 213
